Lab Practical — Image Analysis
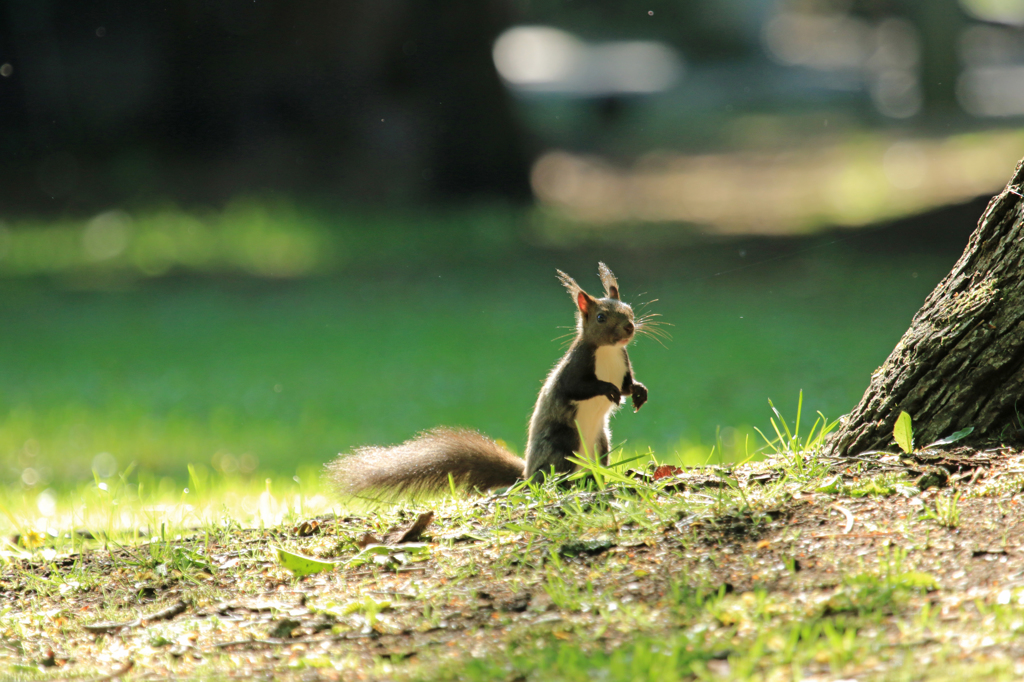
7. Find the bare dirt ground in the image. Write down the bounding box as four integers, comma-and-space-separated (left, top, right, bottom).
5, 449, 1024, 681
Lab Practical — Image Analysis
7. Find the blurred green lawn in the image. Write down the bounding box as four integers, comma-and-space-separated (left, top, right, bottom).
0, 235, 954, 487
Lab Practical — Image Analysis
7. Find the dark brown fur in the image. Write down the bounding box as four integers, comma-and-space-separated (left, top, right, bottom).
325, 427, 525, 496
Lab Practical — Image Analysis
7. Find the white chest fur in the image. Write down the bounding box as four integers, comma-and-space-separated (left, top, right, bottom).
574, 345, 627, 460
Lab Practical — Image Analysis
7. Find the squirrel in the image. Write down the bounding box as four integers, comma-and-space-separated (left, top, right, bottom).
324, 262, 649, 496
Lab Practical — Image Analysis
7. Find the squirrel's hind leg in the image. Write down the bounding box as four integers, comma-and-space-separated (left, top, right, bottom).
524, 423, 578, 481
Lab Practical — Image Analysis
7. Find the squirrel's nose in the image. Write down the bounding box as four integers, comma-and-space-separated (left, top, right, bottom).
624, 322, 635, 335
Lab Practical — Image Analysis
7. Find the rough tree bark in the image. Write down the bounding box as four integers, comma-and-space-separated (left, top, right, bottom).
828, 158, 1024, 457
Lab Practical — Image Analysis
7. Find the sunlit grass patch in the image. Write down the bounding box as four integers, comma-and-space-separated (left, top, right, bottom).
0, 199, 336, 279
0, 465, 334, 555
0, 200, 527, 281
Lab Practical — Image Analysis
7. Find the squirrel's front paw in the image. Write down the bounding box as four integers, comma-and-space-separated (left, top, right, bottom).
631, 382, 648, 411
604, 383, 622, 405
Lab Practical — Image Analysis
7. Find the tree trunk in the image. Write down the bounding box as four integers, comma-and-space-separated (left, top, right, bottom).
828, 158, 1024, 457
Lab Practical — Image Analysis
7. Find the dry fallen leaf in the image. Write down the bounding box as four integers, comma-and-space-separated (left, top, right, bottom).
385, 511, 434, 546
652, 465, 684, 480
292, 520, 321, 537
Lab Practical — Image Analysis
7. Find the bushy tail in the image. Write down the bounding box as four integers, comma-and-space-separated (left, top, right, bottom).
325, 427, 525, 497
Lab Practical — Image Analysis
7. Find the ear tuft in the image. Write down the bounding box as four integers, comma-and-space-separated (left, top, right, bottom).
557, 269, 595, 316
598, 262, 620, 300
556, 269, 581, 299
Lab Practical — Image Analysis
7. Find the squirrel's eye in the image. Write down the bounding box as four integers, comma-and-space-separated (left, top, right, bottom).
596, 313, 607, 323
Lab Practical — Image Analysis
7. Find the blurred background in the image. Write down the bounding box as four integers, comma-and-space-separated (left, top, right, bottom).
2, 0, 1024, 492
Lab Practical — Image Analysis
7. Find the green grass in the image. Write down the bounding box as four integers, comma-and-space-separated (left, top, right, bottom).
0, 242, 952, 491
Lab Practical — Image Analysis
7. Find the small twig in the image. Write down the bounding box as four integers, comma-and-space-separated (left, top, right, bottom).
211, 631, 378, 651
145, 600, 188, 622
83, 601, 187, 634
821, 451, 896, 462
77, 660, 134, 682
988, 468, 1024, 481
966, 467, 987, 485
83, 619, 140, 635
811, 531, 899, 539
830, 504, 855, 534
214, 638, 286, 649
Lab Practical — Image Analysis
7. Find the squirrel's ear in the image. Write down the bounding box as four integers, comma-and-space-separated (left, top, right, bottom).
576, 290, 594, 316
598, 262, 620, 300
